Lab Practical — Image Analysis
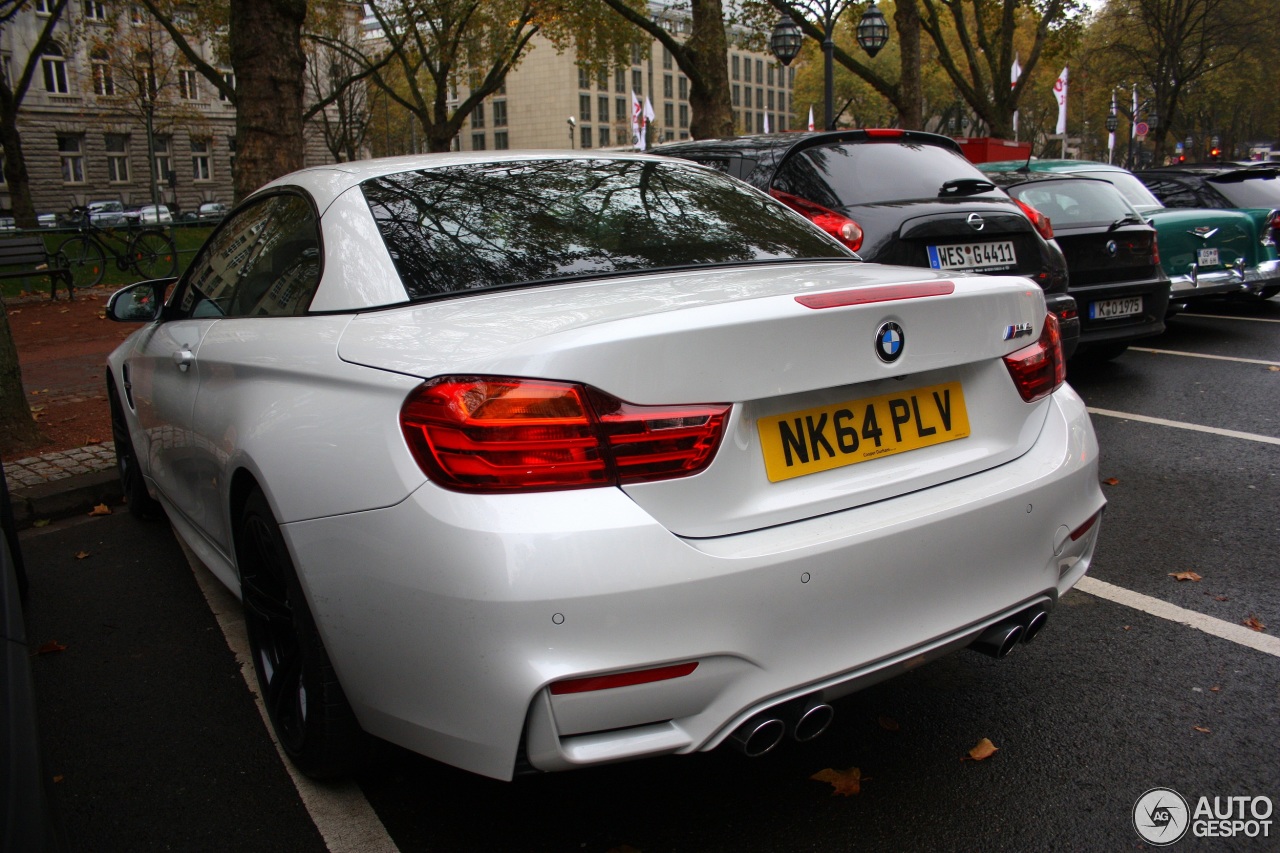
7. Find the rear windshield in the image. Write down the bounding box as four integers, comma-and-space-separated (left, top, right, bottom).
1006, 180, 1138, 228
1208, 173, 1280, 207
1070, 170, 1164, 212
772, 141, 999, 208
361, 158, 851, 299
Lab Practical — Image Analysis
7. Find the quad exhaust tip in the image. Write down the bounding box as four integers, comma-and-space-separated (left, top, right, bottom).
730, 699, 836, 757
729, 716, 787, 758
969, 607, 1051, 658
793, 701, 835, 742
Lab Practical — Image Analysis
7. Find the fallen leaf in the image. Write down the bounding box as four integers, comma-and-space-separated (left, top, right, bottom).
1243, 615, 1266, 632
74, 551, 90, 560
1213, 595, 1229, 602
811, 767, 864, 796
1102, 477, 1120, 486
32, 519, 51, 528
1168, 571, 1202, 582
88, 503, 112, 516
1269, 366, 1280, 372
963, 738, 999, 761
52, 775, 63, 784
1210, 686, 1221, 693
1193, 726, 1211, 734
877, 716, 900, 732
36, 641, 67, 654
1123, 626, 1131, 631
59, 308, 69, 314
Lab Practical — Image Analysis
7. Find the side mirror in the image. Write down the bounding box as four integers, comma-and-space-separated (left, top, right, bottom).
106, 279, 173, 323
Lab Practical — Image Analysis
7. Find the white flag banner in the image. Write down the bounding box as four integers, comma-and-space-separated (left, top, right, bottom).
1054, 66, 1069, 135
1132, 85, 1138, 129
631, 90, 644, 150
763, 113, 770, 134
643, 95, 655, 142
1108, 91, 1117, 162
1011, 53, 1021, 137
807, 106, 815, 131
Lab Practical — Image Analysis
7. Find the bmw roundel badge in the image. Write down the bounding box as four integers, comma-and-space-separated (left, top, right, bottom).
875, 322, 905, 363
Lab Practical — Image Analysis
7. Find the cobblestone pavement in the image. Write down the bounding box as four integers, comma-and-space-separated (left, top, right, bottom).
4, 442, 116, 490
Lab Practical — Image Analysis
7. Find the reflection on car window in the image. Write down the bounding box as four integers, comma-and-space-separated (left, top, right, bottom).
361, 158, 850, 299
773, 142, 996, 208
1072, 171, 1164, 212
178, 194, 321, 318
1009, 180, 1137, 227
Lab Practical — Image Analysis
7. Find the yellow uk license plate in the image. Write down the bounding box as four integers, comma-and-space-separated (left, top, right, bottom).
758, 381, 970, 482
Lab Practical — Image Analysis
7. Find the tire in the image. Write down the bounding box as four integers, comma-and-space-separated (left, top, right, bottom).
236, 490, 364, 779
107, 375, 164, 520
129, 229, 177, 279
57, 235, 105, 288
1257, 286, 1279, 301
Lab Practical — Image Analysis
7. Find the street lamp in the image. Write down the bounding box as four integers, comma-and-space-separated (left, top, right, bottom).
770, 1, 890, 131
567, 116, 576, 149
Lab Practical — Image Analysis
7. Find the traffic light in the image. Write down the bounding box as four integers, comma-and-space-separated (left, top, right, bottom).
1209, 147, 1221, 161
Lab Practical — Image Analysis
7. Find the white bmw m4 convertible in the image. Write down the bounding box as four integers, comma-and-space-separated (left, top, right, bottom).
106, 152, 1104, 781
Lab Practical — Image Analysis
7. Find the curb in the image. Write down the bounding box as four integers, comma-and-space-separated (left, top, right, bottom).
9, 470, 123, 528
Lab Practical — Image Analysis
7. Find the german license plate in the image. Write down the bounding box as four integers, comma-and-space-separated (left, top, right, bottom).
927, 241, 1017, 270
1089, 296, 1142, 319
1198, 248, 1219, 266
758, 381, 970, 482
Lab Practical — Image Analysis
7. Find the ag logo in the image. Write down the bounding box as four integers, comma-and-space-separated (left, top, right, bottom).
1133, 787, 1190, 846
875, 322, 904, 363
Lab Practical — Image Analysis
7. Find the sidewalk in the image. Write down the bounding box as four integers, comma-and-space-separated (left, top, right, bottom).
4, 443, 123, 527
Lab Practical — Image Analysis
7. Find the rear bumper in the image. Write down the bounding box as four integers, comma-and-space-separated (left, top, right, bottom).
1168, 267, 1250, 300
1072, 275, 1170, 347
284, 386, 1103, 780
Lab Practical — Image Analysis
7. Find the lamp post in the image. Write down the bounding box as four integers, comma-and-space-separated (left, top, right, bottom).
1125, 96, 1157, 170
567, 116, 576, 149
770, 2, 890, 131
1105, 97, 1118, 165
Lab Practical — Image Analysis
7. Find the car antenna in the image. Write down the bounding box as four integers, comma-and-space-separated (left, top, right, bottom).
1017, 151, 1033, 173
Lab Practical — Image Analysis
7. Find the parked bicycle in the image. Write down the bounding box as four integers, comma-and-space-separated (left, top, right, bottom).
56, 206, 177, 288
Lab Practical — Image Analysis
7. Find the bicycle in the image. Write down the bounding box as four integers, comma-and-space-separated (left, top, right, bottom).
56, 206, 178, 289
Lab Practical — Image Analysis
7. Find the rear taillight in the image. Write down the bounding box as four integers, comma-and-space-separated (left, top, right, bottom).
1151, 232, 1160, 265
1265, 209, 1278, 247
863, 128, 905, 139
400, 377, 729, 493
1015, 198, 1054, 240
1002, 314, 1065, 403
769, 189, 864, 252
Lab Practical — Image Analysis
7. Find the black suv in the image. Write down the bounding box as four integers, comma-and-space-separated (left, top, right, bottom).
983, 173, 1170, 360
654, 130, 1079, 357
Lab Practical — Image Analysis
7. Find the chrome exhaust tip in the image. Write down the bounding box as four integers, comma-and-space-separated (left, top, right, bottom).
1021, 609, 1049, 643
729, 716, 786, 758
792, 702, 835, 743
970, 622, 1024, 659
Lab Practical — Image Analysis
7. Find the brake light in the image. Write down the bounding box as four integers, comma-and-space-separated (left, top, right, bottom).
864, 128, 905, 139
1151, 232, 1160, 265
400, 377, 729, 492
769, 189, 863, 251
1015, 198, 1054, 240
1002, 314, 1064, 403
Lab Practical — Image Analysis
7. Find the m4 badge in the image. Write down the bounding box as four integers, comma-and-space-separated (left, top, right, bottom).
1003, 322, 1034, 341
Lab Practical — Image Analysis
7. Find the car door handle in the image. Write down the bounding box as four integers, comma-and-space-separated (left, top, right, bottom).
173, 349, 195, 371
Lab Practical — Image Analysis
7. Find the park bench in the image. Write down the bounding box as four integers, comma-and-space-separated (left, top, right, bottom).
0, 234, 74, 300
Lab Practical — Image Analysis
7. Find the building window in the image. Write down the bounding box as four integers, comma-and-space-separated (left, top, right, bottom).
472, 102, 485, 128
679, 76, 687, 100
615, 68, 625, 93
580, 125, 592, 149
631, 69, 642, 94
42, 43, 68, 93
616, 98, 626, 121
732, 85, 740, 106
743, 59, 751, 83
767, 90, 774, 111
471, 132, 485, 150
154, 136, 171, 184
732, 55, 740, 81
91, 48, 114, 96
191, 138, 211, 180
492, 100, 507, 127
768, 64, 775, 86
578, 67, 590, 89
679, 104, 688, 129
105, 133, 129, 182
663, 75, 672, 99
494, 131, 508, 150
756, 88, 763, 109
598, 95, 608, 122
129, 4, 145, 25
179, 68, 199, 100
664, 102, 673, 126
83, 1, 106, 20
756, 59, 763, 82
662, 48, 672, 70
35, 0, 52, 13
631, 45, 642, 65
58, 135, 84, 183
599, 126, 610, 147
578, 93, 591, 122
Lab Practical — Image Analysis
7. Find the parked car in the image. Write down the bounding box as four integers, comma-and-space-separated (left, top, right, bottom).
86, 199, 128, 226
981, 172, 1170, 360
106, 152, 1103, 782
36, 213, 57, 228
654, 130, 1080, 358
1135, 164, 1280, 300
132, 204, 173, 224
195, 201, 228, 223
979, 160, 1270, 309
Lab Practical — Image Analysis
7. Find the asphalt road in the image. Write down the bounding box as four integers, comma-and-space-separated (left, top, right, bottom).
19, 298, 1280, 852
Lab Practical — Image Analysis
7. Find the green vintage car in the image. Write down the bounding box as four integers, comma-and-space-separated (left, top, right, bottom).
980, 160, 1278, 308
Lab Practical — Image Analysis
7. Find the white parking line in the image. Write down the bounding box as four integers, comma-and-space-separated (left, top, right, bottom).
1129, 346, 1280, 367
1087, 407, 1280, 446
1178, 313, 1280, 323
1076, 577, 1280, 658
179, 537, 401, 853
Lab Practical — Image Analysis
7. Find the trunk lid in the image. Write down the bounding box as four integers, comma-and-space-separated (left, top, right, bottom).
339, 262, 1051, 537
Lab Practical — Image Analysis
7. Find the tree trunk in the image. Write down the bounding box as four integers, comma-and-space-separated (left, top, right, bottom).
0, 302, 44, 455
0, 108, 38, 230
895, 0, 922, 130
686, 0, 734, 138
229, 0, 308, 201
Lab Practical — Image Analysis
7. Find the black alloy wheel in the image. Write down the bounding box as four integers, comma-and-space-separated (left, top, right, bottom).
236, 489, 363, 779
108, 375, 163, 520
